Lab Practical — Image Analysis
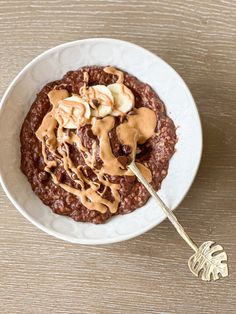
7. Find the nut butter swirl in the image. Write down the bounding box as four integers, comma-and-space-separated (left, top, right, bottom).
103, 66, 124, 83
35, 68, 157, 214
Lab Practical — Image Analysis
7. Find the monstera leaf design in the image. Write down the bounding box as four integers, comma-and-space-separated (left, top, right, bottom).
188, 241, 228, 281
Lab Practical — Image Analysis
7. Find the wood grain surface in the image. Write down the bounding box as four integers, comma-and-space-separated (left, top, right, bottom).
0, 1, 236, 313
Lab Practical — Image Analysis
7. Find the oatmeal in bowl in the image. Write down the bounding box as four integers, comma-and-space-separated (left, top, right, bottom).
0, 38, 202, 243
20, 66, 176, 224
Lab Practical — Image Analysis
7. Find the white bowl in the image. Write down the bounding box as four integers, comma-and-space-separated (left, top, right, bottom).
0, 38, 202, 244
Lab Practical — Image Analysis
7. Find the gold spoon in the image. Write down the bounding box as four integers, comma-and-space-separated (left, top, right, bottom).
128, 161, 229, 282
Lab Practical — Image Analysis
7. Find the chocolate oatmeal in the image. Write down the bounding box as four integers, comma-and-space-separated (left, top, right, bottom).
20, 66, 176, 224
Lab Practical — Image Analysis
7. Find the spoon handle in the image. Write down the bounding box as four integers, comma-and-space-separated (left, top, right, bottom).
128, 161, 198, 252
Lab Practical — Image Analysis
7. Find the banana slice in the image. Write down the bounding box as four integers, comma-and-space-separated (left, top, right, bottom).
55, 95, 91, 129
91, 105, 112, 118
107, 83, 134, 116
88, 85, 114, 118
64, 95, 91, 119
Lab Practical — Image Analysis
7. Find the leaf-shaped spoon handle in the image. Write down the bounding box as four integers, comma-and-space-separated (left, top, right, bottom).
128, 161, 228, 281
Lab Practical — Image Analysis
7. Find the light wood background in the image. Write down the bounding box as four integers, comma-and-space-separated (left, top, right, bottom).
0, 1, 236, 313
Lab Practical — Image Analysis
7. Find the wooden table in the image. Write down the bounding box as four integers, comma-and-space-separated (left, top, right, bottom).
1, 1, 236, 313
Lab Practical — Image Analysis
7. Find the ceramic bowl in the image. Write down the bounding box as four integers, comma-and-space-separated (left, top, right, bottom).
0, 38, 202, 244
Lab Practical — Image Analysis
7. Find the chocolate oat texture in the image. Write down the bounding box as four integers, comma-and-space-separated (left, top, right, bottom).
20, 66, 176, 223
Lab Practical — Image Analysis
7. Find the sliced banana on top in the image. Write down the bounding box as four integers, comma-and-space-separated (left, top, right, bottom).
108, 83, 134, 116
65, 95, 91, 119
55, 95, 91, 129
88, 85, 114, 118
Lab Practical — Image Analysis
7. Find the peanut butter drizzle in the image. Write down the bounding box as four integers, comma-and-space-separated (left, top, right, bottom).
92, 116, 125, 176
36, 89, 69, 154
56, 99, 87, 128
35, 72, 156, 214
92, 107, 156, 181
120, 84, 134, 102
116, 107, 157, 153
79, 72, 89, 98
36, 89, 120, 214
103, 66, 124, 83
57, 125, 119, 213
135, 163, 152, 183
